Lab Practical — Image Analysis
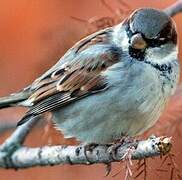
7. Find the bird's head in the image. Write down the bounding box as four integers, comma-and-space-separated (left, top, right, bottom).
117, 8, 178, 64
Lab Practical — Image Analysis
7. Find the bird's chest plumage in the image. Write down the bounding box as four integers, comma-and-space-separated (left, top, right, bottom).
52, 60, 178, 143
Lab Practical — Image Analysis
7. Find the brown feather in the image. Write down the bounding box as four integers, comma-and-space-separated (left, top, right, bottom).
28, 28, 115, 103
19, 27, 121, 121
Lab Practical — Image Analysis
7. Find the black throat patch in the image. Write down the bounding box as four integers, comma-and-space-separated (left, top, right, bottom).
144, 61, 172, 74
129, 46, 145, 60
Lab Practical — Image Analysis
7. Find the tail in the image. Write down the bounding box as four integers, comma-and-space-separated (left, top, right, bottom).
0, 90, 31, 109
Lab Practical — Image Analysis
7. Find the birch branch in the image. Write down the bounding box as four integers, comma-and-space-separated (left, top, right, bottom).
0, 116, 41, 152
0, 136, 172, 169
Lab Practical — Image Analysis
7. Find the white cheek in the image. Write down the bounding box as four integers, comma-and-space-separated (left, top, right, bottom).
113, 24, 129, 51
121, 35, 129, 51
145, 45, 178, 65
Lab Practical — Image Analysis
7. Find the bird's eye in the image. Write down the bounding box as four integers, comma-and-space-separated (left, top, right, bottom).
146, 37, 167, 48
159, 37, 165, 41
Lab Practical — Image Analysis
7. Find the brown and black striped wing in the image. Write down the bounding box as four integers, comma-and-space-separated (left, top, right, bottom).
17, 28, 121, 125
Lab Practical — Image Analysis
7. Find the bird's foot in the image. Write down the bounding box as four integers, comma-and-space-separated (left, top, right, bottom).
108, 136, 137, 160
83, 143, 99, 164
83, 143, 113, 176
108, 139, 137, 179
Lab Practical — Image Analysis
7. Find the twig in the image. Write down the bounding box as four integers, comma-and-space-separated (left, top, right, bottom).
0, 116, 41, 152
164, 0, 182, 17
0, 122, 16, 134
0, 136, 172, 169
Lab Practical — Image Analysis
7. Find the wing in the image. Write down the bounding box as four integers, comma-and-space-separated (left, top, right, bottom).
17, 27, 122, 125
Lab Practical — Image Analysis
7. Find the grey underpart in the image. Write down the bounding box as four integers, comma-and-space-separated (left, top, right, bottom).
53, 56, 179, 143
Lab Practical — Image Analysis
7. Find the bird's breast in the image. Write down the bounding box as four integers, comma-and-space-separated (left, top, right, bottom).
52, 61, 177, 143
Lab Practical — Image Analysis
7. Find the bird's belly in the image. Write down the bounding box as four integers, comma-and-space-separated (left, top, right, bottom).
52, 82, 167, 143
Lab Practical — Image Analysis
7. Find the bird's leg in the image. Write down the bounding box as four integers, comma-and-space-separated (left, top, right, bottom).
108, 136, 138, 160
83, 143, 113, 175
108, 138, 137, 178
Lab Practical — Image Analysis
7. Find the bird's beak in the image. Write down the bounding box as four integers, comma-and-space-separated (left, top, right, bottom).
130, 33, 147, 50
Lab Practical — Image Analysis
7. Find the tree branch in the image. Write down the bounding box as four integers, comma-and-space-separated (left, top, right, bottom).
164, 0, 182, 17
0, 116, 41, 152
0, 136, 171, 169
0, 121, 16, 134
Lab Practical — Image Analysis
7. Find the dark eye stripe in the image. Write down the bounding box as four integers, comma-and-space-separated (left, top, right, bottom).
145, 38, 167, 47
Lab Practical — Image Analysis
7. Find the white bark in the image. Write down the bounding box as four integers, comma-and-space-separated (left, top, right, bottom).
0, 136, 171, 169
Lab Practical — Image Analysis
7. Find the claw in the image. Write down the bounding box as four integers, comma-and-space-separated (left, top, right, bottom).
108, 136, 137, 160
84, 143, 99, 164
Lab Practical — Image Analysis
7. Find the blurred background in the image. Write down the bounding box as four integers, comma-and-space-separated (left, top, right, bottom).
0, 0, 182, 179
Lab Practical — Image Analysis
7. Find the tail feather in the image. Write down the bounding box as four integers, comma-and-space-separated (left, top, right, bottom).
0, 91, 30, 109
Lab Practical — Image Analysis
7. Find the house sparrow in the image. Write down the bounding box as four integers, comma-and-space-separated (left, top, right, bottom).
0, 8, 179, 143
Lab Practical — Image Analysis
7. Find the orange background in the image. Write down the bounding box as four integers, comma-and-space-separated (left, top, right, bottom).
0, 0, 182, 180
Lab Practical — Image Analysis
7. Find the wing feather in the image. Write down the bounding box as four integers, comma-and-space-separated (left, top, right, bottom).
17, 27, 122, 125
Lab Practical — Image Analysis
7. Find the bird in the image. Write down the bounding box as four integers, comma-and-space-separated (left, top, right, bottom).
0, 8, 180, 144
